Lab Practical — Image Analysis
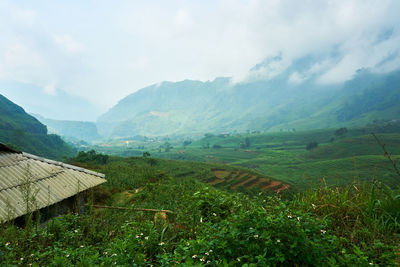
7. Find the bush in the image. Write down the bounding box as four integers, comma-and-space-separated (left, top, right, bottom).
306, 141, 318, 150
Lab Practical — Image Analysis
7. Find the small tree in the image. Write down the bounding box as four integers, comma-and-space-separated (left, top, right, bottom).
334, 127, 348, 138
306, 141, 318, 151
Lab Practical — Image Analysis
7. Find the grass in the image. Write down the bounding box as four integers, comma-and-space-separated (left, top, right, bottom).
1, 152, 399, 265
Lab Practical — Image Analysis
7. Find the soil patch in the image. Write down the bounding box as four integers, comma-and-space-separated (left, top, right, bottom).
231, 175, 257, 189
213, 170, 231, 179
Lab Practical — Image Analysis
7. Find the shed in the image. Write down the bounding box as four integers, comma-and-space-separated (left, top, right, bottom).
0, 143, 106, 223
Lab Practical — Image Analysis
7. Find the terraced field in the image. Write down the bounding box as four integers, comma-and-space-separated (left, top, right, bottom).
207, 169, 290, 193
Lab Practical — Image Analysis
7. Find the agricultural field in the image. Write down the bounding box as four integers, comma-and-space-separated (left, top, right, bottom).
92, 123, 400, 191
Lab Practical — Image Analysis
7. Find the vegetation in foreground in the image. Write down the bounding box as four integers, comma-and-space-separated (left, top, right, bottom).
1, 153, 400, 266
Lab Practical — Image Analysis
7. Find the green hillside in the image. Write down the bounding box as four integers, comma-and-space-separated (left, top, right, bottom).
97, 66, 400, 138
0, 94, 76, 160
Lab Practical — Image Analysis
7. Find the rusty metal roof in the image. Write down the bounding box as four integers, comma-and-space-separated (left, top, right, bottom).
0, 144, 106, 223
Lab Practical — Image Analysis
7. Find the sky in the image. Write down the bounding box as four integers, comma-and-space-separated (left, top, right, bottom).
0, 0, 400, 121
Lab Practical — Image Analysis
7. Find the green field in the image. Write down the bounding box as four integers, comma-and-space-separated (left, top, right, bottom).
91, 123, 400, 191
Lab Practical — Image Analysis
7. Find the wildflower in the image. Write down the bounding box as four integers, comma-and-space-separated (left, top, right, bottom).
74, 229, 78, 233
205, 252, 210, 255
80, 245, 84, 248
237, 258, 241, 262
103, 252, 108, 255
20, 258, 24, 261
277, 239, 281, 243
287, 215, 292, 218
140, 233, 143, 236
159, 242, 165, 246
263, 199, 266, 202
311, 204, 316, 209
186, 242, 190, 246
66, 254, 70, 258
200, 217, 203, 223
297, 217, 300, 221
253, 234, 259, 239
212, 213, 217, 216
192, 254, 197, 258
209, 249, 213, 253
136, 235, 140, 238
5, 242, 9, 246
111, 253, 117, 257
321, 230, 326, 234
207, 260, 211, 263
369, 263, 373, 265
145, 236, 149, 240
30, 254, 34, 257
200, 257, 205, 262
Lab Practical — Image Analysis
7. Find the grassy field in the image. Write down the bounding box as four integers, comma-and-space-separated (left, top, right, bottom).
1, 150, 400, 265
91, 124, 400, 191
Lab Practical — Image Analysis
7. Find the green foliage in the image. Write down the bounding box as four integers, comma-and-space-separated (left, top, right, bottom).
335, 127, 348, 137
74, 150, 109, 165
306, 141, 318, 150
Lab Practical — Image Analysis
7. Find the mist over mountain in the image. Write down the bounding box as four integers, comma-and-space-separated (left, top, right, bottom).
0, 81, 103, 121
97, 55, 400, 138
33, 114, 101, 143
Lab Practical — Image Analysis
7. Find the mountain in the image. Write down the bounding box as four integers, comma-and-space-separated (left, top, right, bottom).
33, 114, 101, 143
0, 94, 76, 159
97, 58, 400, 138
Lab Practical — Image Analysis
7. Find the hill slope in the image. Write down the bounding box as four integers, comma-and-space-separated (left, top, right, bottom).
0, 94, 76, 159
33, 114, 101, 142
97, 64, 400, 138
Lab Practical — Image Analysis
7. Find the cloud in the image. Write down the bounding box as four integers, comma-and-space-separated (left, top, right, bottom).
53, 34, 83, 53
0, 0, 399, 119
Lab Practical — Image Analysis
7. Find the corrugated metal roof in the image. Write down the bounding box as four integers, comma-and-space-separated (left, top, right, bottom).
0, 144, 106, 223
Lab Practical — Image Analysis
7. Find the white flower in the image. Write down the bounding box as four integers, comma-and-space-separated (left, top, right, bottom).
200, 217, 203, 223
212, 213, 217, 216
297, 217, 300, 221
288, 215, 292, 218
277, 239, 281, 243
192, 254, 197, 258
311, 204, 316, 209
200, 257, 205, 262
136, 235, 140, 238
253, 234, 259, 239
140, 233, 143, 236
74, 229, 78, 233
205, 252, 209, 255
237, 258, 241, 262
80, 245, 84, 248
145, 236, 149, 240
321, 230, 326, 234
20, 258, 24, 261
209, 249, 213, 252
66, 254, 70, 258
5, 242, 9, 246
159, 242, 165, 246
111, 253, 117, 257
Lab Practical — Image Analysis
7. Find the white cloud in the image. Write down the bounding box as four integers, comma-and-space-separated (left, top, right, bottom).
0, 0, 399, 119
53, 34, 83, 53
43, 82, 57, 95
